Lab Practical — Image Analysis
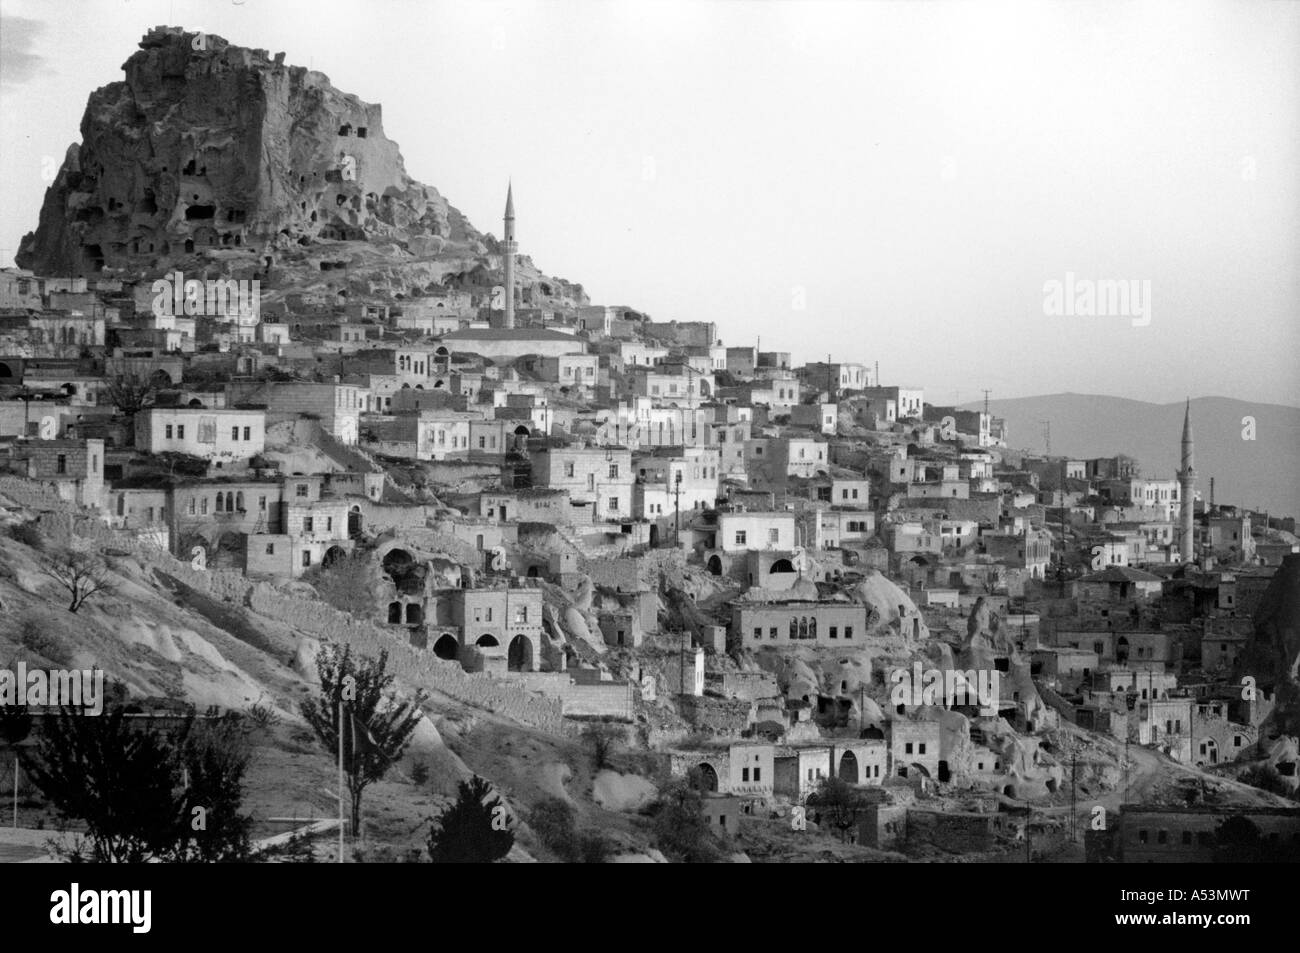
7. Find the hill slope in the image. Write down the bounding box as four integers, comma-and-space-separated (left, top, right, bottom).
963, 393, 1300, 519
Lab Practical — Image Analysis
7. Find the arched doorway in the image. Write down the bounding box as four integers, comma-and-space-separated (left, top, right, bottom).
405, 604, 423, 624
838, 750, 860, 783
432, 634, 459, 660
694, 762, 719, 792
476, 634, 499, 648
507, 634, 533, 671
348, 506, 362, 537
707, 555, 722, 576
770, 558, 795, 575
382, 548, 421, 593
323, 545, 345, 567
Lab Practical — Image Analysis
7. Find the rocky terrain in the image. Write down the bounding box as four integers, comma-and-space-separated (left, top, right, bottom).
16, 27, 587, 308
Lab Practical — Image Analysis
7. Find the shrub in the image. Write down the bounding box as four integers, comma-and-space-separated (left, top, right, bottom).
8, 522, 45, 550
18, 616, 72, 666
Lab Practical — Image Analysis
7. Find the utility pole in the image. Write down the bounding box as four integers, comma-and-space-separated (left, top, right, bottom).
674, 469, 682, 548
1070, 755, 1077, 841
337, 698, 345, 864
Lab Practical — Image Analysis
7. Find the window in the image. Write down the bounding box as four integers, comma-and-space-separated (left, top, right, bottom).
608, 497, 619, 511
200, 497, 208, 515
265, 543, 275, 554
515, 606, 528, 623
244, 427, 251, 441
296, 484, 308, 498
165, 425, 173, 439
830, 626, 838, 639
479, 436, 487, 449
918, 743, 926, 754
742, 768, 750, 782
302, 551, 312, 567
768, 528, 779, 544
1138, 829, 1149, 844
1157, 830, 1168, 844
735, 531, 747, 546
1182, 831, 1192, 845
326, 517, 332, 532
754, 767, 761, 782
232, 426, 240, 440
303, 517, 314, 533
769, 627, 777, 640
608, 464, 619, 478
905, 743, 913, 754
474, 608, 482, 623
844, 626, 853, 639
188, 498, 196, 515
56, 454, 67, 474
259, 495, 267, 511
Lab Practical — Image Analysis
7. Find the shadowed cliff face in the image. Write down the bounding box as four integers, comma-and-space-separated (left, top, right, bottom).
16, 26, 586, 307
1239, 554, 1300, 733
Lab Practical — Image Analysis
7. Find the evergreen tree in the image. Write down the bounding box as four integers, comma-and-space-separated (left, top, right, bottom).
427, 775, 515, 863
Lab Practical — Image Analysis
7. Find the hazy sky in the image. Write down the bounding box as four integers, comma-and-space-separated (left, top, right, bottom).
2, 0, 1297, 407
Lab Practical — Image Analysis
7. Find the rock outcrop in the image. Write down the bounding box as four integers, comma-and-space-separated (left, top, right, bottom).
17, 26, 586, 308
1239, 553, 1300, 733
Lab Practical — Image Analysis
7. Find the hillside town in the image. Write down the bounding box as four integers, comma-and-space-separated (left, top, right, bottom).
0, 26, 1297, 865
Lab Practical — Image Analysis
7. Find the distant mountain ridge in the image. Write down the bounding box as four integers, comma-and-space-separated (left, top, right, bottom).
959, 393, 1300, 520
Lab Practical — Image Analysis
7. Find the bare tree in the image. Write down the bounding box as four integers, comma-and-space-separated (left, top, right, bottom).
43, 549, 114, 613
102, 372, 164, 417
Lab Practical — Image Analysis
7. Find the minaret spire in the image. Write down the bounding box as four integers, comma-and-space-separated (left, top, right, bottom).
502, 181, 516, 329
1178, 398, 1196, 563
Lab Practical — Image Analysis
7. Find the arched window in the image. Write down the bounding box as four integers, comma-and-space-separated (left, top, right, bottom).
235, 491, 244, 512
789, 617, 798, 640
799, 617, 809, 640
215, 493, 224, 513
809, 617, 817, 639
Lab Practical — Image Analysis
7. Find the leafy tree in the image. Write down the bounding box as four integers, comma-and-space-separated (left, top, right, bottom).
25, 699, 257, 863
299, 643, 426, 837
0, 704, 32, 748
42, 549, 113, 613
807, 775, 869, 841
24, 706, 187, 862
649, 778, 724, 863
427, 775, 515, 863
172, 713, 256, 863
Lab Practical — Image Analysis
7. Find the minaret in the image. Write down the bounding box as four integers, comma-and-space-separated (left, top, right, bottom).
502, 182, 516, 330
1178, 398, 1196, 562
